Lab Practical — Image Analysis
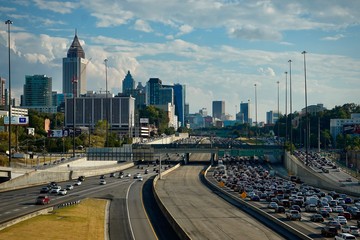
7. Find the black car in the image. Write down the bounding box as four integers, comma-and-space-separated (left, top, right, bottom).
318, 209, 330, 218
357, 220, 360, 228
100, 175, 105, 179
78, 176, 85, 181
310, 214, 324, 222
321, 226, 338, 237
275, 206, 286, 213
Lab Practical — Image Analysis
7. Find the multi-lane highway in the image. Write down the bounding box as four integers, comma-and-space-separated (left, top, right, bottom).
155, 152, 285, 240
0, 166, 158, 240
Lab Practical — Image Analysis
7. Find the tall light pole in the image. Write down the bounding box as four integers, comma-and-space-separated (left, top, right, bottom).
5, 20, 13, 166
254, 83, 258, 145
277, 80, 280, 144
302, 51, 309, 164
104, 59, 108, 147
288, 60, 293, 153
284, 71, 288, 145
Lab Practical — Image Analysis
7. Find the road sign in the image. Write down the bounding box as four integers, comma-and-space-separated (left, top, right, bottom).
240, 192, 247, 199
4, 116, 29, 125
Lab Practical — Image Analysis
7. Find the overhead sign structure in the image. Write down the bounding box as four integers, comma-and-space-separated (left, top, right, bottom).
4, 116, 29, 126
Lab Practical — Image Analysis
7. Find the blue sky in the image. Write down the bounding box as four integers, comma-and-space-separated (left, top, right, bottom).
0, 0, 359, 122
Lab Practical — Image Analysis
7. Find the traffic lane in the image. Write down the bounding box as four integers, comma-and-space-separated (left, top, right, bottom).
128, 178, 157, 240
0, 167, 152, 223
155, 165, 284, 240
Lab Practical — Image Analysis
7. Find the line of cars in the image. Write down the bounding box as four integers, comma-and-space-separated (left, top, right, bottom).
36, 176, 85, 205
213, 160, 360, 238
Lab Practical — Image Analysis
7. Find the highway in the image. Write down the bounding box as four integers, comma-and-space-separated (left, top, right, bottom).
155, 152, 285, 240
0, 166, 158, 240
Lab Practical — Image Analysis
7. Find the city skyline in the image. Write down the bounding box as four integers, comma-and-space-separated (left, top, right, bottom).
0, 1, 360, 122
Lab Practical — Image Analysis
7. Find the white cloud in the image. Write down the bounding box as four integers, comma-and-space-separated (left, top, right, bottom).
134, 19, 153, 33
258, 67, 276, 77
321, 34, 345, 41
177, 24, 193, 36
33, 0, 78, 14
229, 25, 282, 41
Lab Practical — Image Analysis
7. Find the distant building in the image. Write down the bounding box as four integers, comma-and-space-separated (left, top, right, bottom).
212, 101, 225, 120
266, 110, 281, 124
240, 101, 251, 124
65, 92, 135, 135
330, 113, 360, 146
63, 33, 87, 97
21, 74, 56, 113
301, 104, 326, 115
0, 77, 5, 106
122, 70, 136, 94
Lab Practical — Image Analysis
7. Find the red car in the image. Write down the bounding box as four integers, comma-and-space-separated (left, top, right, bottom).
36, 195, 50, 205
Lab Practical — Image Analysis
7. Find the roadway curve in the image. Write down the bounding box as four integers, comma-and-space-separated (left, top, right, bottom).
155, 154, 284, 240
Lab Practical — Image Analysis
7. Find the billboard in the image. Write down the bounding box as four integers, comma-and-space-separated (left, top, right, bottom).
4, 116, 29, 125
343, 124, 360, 135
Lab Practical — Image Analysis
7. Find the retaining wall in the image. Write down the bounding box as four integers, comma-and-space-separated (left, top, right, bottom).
0, 162, 134, 192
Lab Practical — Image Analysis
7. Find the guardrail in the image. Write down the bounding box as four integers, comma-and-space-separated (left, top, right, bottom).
202, 165, 312, 240
57, 200, 81, 209
152, 163, 191, 240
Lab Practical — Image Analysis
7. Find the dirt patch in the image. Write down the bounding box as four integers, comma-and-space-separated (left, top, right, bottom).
0, 198, 107, 240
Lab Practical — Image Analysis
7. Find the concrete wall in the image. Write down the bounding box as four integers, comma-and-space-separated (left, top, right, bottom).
284, 152, 360, 197
0, 162, 134, 192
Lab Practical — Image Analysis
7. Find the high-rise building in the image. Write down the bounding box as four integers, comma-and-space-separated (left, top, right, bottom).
172, 84, 186, 127
146, 78, 162, 105
0, 77, 5, 106
22, 74, 52, 107
266, 110, 280, 124
122, 70, 136, 94
212, 101, 225, 120
240, 101, 251, 123
63, 33, 87, 97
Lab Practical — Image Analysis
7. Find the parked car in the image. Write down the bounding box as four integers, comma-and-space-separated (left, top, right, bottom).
35, 195, 50, 205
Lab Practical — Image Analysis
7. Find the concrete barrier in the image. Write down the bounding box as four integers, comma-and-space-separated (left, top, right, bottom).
203, 165, 312, 240
152, 164, 191, 240
0, 162, 134, 192
0, 207, 54, 231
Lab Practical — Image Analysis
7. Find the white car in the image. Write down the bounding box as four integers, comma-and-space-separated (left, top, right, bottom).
66, 184, 74, 190
334, 206, 344, 213
268, 202, 278, 209
125, 173, 131, 177
49, 186, 61, 194
335, 233, 356, 240
100, 179, 106, 185
349, 226, 360, 236
336, 216, 348, 225
74, 181, 82, 186
58, 189, 67, 195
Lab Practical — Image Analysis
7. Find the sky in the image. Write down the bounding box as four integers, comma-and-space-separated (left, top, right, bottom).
0, 0, 359, 122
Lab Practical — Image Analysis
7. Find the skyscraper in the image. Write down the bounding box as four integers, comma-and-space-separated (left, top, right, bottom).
62, 33, 87, 97
146, 78, 162, 105
240, 101, 251, 123
172, 84, 186, 127
122, 70, 135, 94
21, 75, 54, 112
212, 101, 225, 120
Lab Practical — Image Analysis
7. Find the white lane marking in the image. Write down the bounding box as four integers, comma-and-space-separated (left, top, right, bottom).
126, 180, 137, 240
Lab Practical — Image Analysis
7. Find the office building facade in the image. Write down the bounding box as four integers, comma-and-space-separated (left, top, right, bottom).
21, 74, 52, 107
63, 33, 87, 97
212, 101, 225, 120
240, 101, 251, 124
0, 77, 5, 107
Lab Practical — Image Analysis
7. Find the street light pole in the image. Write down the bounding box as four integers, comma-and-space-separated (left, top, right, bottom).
302, 51, 309, 164
284, 71, 288, 145
254, 83, 258, 145
104, 59, 108, 147
5, 20, 12, 167
277, 80, 280, 144
288, 60, 293, 153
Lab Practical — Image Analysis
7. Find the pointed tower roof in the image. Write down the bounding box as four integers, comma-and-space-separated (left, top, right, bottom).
67, 33, 85, 58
